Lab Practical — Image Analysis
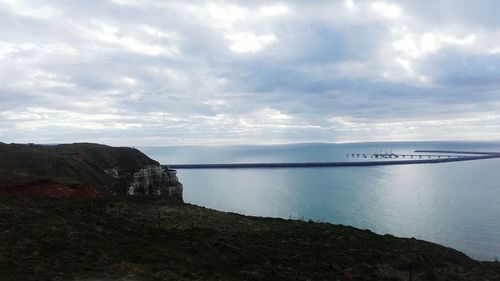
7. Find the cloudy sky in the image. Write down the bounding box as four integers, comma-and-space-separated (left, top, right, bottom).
1, 0, 500, 145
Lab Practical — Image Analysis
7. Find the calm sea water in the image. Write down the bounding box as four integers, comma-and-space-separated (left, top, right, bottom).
139, 141, 500, 261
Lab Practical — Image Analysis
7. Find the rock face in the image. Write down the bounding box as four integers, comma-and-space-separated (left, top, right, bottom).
128, 165, 183, 199
0, 143, 183, 201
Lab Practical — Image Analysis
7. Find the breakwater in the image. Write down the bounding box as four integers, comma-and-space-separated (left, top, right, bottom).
415, 150, 500, 155
166, 150, 500, 169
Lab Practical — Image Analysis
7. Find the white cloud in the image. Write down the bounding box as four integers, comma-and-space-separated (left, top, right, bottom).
110, 0, 137, 6
259, 4, 289, 16
325, 113, 500, 141
1, 0, 61, 19
393, 29, 477, 58
396, 58, 413, 73
140, 25, 180, 40
202, 99, 228, 111
208, 3, 247, 27
119, 77, 137, 86
0, 107, 144, 131
226, 32, 277, 53
0, 42, 17, 60
13, 69, 76, 89
345, 0, 355, 9
76, 20, 179, 56
371, 2, 401, 19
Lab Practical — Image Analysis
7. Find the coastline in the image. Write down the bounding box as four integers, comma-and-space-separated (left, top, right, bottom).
146, 142, 500, 261
2, 142, 500, 279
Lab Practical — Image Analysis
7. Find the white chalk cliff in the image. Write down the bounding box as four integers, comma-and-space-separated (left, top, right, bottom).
127, 165, 183, 200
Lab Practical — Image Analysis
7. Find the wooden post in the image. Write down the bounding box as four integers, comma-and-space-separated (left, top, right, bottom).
158, 210, 161, 229
242, 232, 246, 256
314, 244, 319, 281
409, 261, 413, 281
408, 238, 414, 281
190, 221, 194, 247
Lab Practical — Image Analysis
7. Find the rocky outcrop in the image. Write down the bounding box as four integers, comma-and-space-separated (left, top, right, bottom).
0, 143, 183, 201
127, 165, 183, 199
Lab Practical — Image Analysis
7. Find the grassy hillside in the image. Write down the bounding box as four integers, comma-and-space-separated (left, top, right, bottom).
0, 143, 158, 194
0, 197, 498, 281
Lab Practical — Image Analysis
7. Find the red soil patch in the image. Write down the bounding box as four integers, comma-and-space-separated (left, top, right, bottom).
3, 180, 99, 199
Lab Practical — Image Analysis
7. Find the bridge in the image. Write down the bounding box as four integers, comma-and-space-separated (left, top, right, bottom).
165, 150, 500, 169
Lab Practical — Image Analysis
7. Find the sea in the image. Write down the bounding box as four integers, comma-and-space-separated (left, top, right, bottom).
139, 141, 500, 261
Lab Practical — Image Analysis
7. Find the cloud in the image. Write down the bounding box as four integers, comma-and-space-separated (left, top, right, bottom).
0, 0, 500, 145
226, 32, 277, 53
259, 4, 289, 16
1, 0, 61, 19
371, 2, 401, 19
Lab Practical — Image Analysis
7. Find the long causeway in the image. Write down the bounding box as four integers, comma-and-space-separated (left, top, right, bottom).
166, 150, 500, 169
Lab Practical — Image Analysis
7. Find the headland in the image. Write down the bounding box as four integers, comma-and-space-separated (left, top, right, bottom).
0, 143, 499, 280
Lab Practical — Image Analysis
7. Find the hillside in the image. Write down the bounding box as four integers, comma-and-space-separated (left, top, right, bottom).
0, 197, 499, 281
0, 143, 181, 198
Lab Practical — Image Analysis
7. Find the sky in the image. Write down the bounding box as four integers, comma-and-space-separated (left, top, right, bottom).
1, 0, 500, 145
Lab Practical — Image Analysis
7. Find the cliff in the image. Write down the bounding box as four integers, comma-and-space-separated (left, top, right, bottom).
127, 165, 182, 199
0, 143, 182, 200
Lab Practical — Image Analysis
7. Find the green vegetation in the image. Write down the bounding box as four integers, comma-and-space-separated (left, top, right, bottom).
0, 143, 157, 194
1, 197, 499, 281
